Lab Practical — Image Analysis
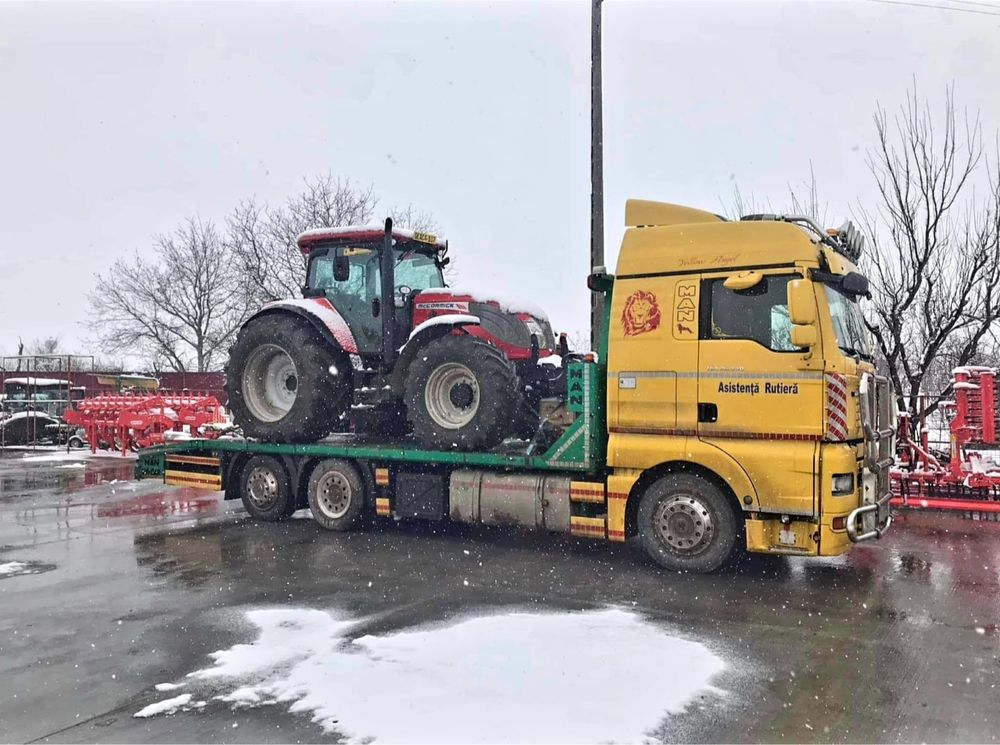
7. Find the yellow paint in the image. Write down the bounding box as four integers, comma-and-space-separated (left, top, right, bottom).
570, 516, 606, 540
605, 201, 882, 557
165, 455, 220, 467
165, 470, 222, 490
606, 471, 640, 543
624, 200, 724, 228
569, 481, 605, 503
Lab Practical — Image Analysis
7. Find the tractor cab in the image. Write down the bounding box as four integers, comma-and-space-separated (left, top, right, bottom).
299, 227, 449, 357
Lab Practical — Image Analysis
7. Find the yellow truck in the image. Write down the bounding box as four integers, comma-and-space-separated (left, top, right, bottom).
138, 200, 895, 573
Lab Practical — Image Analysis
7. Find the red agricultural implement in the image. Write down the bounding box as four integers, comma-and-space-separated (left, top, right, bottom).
892, 366, 1000, 518
64, 391, 227, 456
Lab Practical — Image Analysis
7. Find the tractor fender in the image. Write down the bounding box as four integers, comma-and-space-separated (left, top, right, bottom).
250, 298, 360, 355
390, 314, 481, 395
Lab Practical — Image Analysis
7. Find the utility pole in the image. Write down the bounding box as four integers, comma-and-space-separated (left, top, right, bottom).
590, 0, 604, 353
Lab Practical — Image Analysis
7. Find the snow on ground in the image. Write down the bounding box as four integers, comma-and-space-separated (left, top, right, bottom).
18, 451, 89, 463
137, 606, 725, 743
133, 693, 193, 718
0, 561, 28, 576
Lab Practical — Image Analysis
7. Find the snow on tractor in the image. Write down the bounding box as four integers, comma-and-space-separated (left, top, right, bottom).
225, 219, 568, 449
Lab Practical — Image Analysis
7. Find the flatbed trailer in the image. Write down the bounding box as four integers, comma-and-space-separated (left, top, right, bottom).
137, 361, 616, 539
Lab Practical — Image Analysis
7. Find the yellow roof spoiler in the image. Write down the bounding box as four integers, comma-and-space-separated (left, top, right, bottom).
625, 199, 725, 228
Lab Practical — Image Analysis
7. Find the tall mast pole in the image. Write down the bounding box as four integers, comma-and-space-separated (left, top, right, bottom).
590, 0, 604, 353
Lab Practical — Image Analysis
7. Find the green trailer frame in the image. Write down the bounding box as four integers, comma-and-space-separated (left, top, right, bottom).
135, 362, 607, 481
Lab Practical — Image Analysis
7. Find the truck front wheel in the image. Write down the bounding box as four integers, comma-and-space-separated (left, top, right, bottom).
637, 473, 739, 573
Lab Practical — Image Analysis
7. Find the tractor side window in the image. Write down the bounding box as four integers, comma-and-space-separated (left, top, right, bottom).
702, 274, 798, 352
394, 252, 445, 292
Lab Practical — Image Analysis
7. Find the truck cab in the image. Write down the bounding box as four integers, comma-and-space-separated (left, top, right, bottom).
605, 200, 894, 560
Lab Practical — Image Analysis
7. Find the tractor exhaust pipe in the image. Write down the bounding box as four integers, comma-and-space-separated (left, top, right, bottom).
380, 217, 396, 373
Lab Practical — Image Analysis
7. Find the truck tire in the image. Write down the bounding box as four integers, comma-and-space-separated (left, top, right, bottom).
239, 455, 295, 521
637, 472, 739, 573
226, 314, 349, 443
403, 335, 519, 450
307, 459, 366, 531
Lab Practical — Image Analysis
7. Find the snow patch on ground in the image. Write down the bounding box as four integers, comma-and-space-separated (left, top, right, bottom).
134, 693, 193, 718
0, 561, 28, 576
174, 607, 724, 743
56, 462, 86, 469
19, 451, 88, 463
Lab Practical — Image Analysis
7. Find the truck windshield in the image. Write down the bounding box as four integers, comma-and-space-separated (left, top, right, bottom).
825, 284, 872, 361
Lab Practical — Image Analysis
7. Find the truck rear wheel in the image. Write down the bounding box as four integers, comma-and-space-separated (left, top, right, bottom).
239, 455, 295, 521
403, 335, 519, 450
637, 472, 738, 573
226, 314, 349, 443
307, 459, 366, 531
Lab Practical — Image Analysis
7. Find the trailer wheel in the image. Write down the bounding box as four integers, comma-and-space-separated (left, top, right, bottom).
239, 455, 295, 521
226, 314, 349, 443
307, 459, 366, 531
404, 335, 519, 450
637, 473, 738, 573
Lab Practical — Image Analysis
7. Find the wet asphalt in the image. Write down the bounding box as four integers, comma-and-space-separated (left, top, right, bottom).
0, 451, 998, 744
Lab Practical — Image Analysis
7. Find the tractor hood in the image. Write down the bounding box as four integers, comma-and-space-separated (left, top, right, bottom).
412, 288, 556, 358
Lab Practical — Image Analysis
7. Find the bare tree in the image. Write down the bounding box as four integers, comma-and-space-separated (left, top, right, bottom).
227, 174, 440, 306
87, 218, 249, 372
26, 336, 61, 355
227, 175, 380, 306
722, 163, 827, 224
858, 85, 1000, 422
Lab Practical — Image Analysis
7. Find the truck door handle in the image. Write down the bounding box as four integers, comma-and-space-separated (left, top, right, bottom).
698, 403, 718, 423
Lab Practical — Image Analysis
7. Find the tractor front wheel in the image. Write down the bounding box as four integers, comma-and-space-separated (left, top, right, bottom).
404, 335, 519, 450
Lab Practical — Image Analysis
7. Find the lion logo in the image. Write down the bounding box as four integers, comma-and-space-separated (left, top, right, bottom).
622, 290, 661, 336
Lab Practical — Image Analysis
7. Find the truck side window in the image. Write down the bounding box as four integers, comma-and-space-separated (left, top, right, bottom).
702, 275, 798, 352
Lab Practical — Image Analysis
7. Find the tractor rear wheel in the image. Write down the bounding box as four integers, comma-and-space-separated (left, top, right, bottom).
226, 314, 349, 443
404, 335, 519, 450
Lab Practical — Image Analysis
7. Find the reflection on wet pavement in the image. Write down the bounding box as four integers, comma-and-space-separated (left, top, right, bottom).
2, 453, 999, 744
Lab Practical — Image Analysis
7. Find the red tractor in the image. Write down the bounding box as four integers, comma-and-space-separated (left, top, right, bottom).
225, 219, 566, 449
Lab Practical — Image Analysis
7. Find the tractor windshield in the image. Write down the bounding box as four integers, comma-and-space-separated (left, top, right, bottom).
308, 247, 444, 301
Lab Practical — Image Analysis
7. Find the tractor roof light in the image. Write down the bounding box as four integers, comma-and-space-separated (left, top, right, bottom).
296, 225, 449, 256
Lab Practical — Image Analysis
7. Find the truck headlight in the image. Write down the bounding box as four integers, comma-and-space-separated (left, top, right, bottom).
832, 473, 855, 496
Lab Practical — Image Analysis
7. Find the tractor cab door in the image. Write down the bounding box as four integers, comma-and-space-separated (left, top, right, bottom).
309, 248, 384, 355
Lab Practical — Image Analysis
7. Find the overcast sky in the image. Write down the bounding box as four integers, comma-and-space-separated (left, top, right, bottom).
2, 0, 999, 360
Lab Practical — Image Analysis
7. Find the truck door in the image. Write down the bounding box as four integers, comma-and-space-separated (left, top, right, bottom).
608, 275, 700, 435
696, 271, 823, 517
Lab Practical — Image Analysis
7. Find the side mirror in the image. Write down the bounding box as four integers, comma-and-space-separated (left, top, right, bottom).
333, 255, 350, 282
395, 285, 412, 308
790, 324, 818, 348
841, 271, 869, 297
787, 279, 816, 324
724, 271, 763, 291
